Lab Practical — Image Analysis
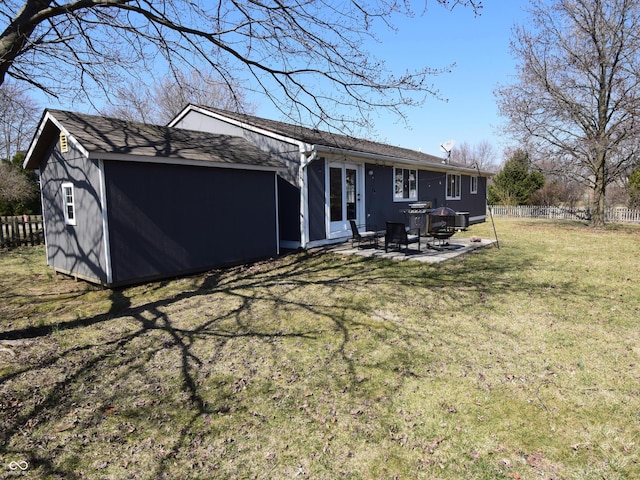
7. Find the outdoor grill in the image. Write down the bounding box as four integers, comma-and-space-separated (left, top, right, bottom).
403, 202, 432, 235
428, 206, 457, 244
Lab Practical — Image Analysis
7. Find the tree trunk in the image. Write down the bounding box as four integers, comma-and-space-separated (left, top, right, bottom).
0, 0, 53, 86
591, 159, 607, 227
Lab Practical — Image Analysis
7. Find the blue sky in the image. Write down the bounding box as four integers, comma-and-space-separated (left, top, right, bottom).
251, 1, 531, 161
361, 1, 531, 160
365, 0, 531, 159
32, 0, 530, 162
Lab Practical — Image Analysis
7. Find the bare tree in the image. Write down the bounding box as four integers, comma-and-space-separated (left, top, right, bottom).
0, 0, 481, 133
450, 140, 498, 171
0, 161, 33, 202
495, 0, 640, 226
0, 82, 40, 161
102, 70, 257, 125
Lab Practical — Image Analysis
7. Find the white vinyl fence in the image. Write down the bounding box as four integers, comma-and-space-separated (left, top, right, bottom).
488, 205, 640, 224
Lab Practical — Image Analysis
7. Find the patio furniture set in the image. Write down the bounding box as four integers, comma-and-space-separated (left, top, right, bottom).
349, 206, 459, 255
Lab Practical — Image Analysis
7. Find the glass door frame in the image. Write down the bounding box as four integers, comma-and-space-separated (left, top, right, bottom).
327, 161, 364, 239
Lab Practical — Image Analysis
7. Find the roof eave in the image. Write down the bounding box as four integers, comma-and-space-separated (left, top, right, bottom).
312, 144, 492, 175
23, 110, 89, 170
91, 152, 287, 173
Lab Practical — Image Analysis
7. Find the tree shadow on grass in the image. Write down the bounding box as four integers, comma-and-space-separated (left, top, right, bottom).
0, 245, 586, 478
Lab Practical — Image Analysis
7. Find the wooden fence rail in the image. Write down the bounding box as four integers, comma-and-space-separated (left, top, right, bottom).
489, 205, 640, 224
0, 215, 44, 249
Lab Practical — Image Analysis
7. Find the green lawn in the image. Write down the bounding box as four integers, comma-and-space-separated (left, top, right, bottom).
1, 218, 639, 479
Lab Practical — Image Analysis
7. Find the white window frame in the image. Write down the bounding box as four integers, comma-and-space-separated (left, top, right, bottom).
446, 173, 461, 200
470, 175, 478, 194
62, 182, 77, 226
393, 167, 418, 202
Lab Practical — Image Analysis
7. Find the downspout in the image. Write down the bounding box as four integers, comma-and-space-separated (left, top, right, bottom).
299, 145, 317, 249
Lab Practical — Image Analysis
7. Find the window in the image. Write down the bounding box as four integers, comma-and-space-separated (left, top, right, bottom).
394, 167, 417, 201
62, 182, 76, 225
470, 175, 478, 194
446, 174, 461, 200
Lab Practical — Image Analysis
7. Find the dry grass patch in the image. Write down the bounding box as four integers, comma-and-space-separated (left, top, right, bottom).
1, 218, 639, 479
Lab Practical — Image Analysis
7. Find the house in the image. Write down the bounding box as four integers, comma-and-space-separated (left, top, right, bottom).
23, 106, 490, 287
23, 110, 286, 286
169, 105, 490, 249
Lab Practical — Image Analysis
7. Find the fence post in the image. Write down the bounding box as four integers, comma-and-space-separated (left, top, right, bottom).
0, 215, 45, 250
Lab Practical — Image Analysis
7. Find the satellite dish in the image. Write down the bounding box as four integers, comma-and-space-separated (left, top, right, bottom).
439, 140, 455, 164
439, 139, 456, 154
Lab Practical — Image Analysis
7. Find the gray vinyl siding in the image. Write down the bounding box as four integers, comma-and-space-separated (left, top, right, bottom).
173, 110, 302, 244
104, 160, 278, 285
363, 165, 441, 230
39, 141, 108, 283
363, 164, 486, 230
442, 174, 488, 222
172, 110, 301, 184
307, 158, 326, 241
277, 176, 301, 244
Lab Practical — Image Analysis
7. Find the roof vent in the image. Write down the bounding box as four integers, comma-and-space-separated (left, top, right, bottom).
59, 133, 68, 153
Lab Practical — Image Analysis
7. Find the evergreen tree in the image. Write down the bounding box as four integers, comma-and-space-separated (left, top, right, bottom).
629, 168, 640, 209
488, 150, 545, 205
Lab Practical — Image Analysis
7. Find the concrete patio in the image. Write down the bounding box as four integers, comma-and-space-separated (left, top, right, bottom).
324, 235, 497, 263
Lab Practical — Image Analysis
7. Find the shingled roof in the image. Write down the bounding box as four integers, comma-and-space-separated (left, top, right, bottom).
24, 110, 286, 171
188, 105, 448, 166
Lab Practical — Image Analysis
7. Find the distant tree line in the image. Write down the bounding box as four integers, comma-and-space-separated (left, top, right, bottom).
488, 147, 640, 210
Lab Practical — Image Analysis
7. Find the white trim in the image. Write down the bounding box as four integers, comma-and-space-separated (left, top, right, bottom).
89, 152, 286, 173
392, 166, 418, 202
170, 105, 312, 151
24, 111, 89, 169
169, 106, 495, 177
39, 175, 51, 266
97, 159, 113, 285
61, 182, 77, 226
446, 173, 462, 200
313, 144, 491, 176
305, 237, 348, 249
299, 150, 313, 248
326, 161, 362, 239
470, 175, 478, 194
274, 173, 280, 255
280, 240, 302, 249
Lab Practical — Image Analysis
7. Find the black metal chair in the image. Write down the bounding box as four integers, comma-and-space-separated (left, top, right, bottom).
384, 222, 421, 254
349, 220, 379, 248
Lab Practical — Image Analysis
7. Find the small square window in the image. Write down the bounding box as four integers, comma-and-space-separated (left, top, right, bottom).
62, 182, 76, 226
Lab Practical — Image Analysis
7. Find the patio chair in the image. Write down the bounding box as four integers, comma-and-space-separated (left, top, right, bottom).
349, 220, 379, 248
385, 221, 421, 255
